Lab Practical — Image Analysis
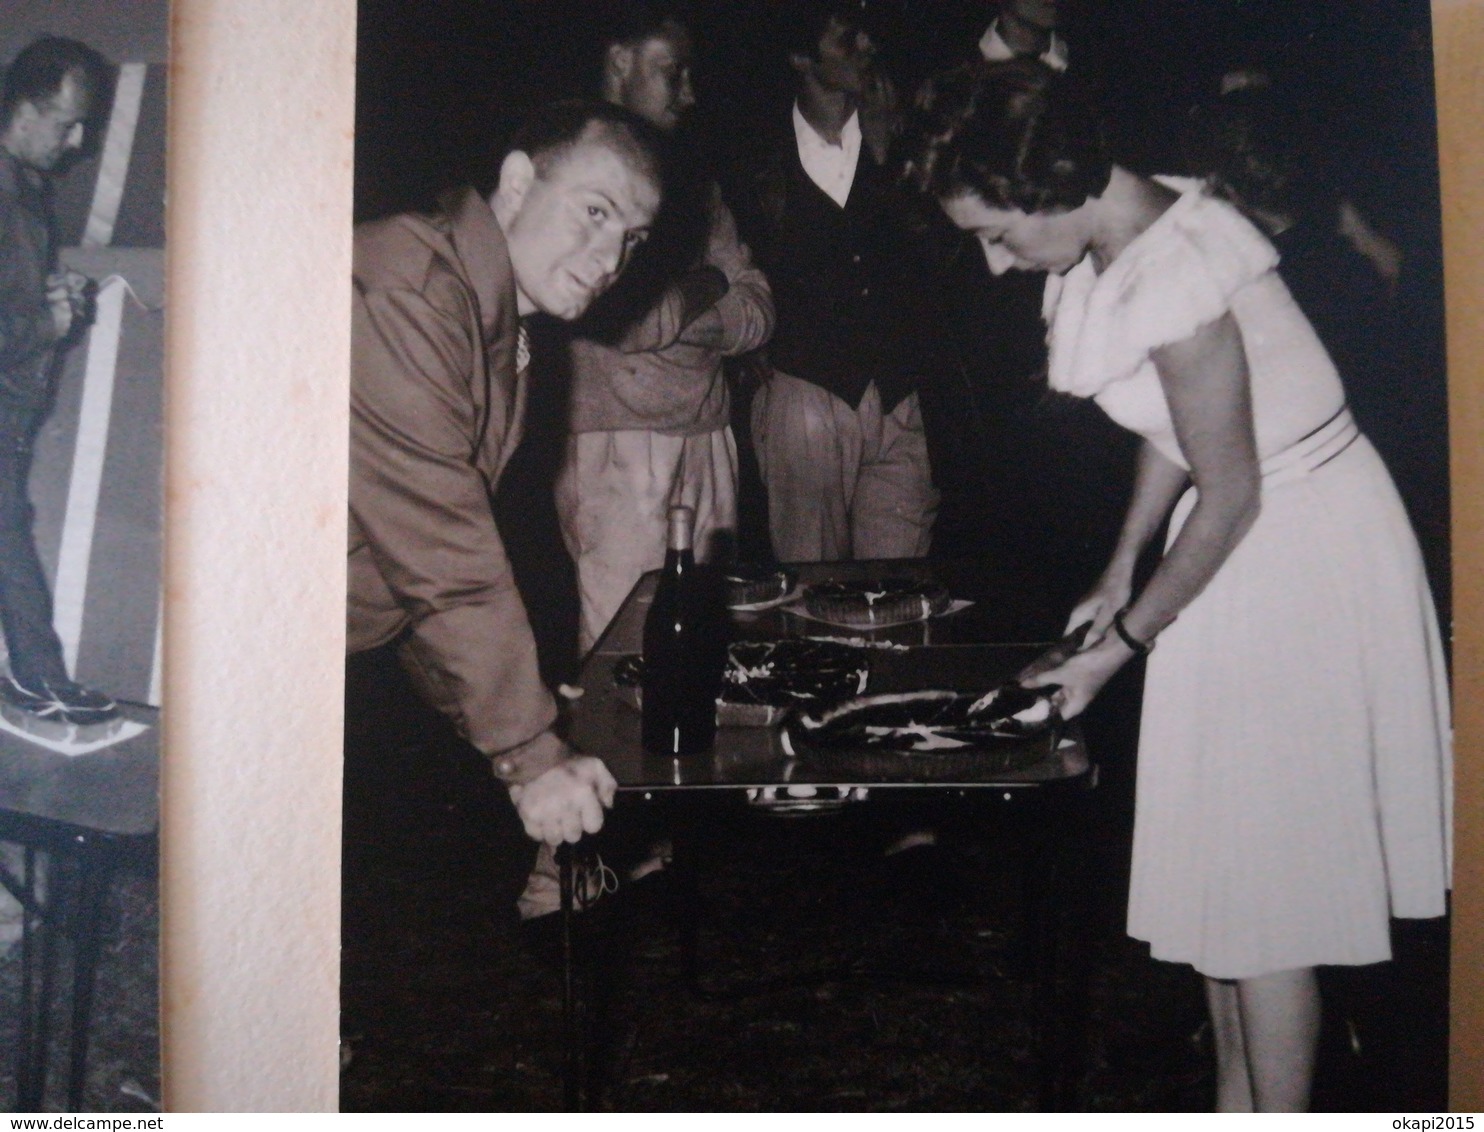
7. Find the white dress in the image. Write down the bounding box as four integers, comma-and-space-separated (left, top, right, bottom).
1043, 181, 1453, 979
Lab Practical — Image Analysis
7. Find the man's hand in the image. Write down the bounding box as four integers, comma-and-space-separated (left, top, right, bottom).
45, 270, 95, 341
46, 274, 77, 340
507, 754, 617, 846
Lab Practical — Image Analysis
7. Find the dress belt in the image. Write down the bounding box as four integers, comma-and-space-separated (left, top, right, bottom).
1259, 405, 1360, 488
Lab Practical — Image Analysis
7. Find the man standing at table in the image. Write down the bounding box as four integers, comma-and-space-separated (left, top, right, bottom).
559, 4, 774, 652
0, 37, 118, 731
348, 101, 662, 846
737, 1, 940, 563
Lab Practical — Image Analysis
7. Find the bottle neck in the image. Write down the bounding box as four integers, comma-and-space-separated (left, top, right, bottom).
666, 512, 694, 554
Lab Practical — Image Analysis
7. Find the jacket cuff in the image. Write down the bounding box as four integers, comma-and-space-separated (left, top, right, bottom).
490, 728, 569, 786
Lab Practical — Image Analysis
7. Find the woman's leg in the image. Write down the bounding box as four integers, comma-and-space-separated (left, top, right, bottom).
1205, 977, 1254, 1111
1236, 966, 1321, 1112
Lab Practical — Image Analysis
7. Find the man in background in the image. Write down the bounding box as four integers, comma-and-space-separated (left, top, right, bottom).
558, 2, 773, 653
348, 101, 662, 847
0, 36, 117, 730
738, 1, 940, 564
0, 33, 114, 959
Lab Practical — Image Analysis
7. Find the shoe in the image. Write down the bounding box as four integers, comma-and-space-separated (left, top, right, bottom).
1, 675, 120, 727
626, 838, 672, 884
516, 842, 617, 921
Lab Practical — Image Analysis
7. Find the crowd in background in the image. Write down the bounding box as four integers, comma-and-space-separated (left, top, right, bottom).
353, 0, 1448, 685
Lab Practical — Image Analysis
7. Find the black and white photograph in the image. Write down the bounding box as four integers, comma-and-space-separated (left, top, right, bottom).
0, 0, 167, 1115
342, 0, 1453, 1112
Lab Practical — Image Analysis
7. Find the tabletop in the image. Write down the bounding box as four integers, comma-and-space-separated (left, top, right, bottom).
567, 559, 1090, 791
0, 705, 159, 839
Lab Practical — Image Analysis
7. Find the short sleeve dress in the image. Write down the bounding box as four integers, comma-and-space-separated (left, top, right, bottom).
1042, 180, 1453, 979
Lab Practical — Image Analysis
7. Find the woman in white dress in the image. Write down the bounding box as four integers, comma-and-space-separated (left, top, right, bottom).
900, 61, 1452, 1110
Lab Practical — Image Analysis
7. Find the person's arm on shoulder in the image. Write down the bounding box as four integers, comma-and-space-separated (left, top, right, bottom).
1024, 314, 1261, 716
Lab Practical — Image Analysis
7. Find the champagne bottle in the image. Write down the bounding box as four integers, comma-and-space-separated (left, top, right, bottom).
642, 505, 725, 755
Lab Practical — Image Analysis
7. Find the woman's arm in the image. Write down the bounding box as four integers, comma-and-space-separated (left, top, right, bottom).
1025, 312, 1262, 717
1060, 439, 1190, 640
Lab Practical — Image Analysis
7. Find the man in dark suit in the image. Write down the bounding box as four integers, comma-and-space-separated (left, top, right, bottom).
736, 1, 940, 564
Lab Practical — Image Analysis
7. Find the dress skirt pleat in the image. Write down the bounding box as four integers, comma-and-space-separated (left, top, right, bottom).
1126, 435, 1452, 979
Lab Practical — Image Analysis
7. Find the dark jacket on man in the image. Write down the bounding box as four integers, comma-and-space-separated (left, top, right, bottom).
0, 149, 62, 414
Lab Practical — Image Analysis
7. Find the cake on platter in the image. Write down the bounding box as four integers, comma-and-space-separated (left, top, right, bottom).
613, 639, 869, 726
800, 577, 951, 628
724, 563, 797, 609
780, 683, 1061, 778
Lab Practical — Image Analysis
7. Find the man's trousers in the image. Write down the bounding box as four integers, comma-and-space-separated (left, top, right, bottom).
750, 372, 938, 563
0, 404, 69, 688
557, 426, 738, 653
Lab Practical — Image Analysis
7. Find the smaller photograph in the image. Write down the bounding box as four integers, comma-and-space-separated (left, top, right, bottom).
343, 0, 1451, 1113
1, 0, 168, 1115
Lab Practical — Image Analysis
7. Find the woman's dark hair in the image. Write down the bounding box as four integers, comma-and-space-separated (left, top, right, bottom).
899, 59, 1112, 212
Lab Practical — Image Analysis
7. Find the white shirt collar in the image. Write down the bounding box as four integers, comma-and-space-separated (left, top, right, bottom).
792, 102, 861, 208
978, 18, 1069, 71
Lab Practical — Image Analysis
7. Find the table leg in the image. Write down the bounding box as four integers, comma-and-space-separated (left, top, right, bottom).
66, 841, 115, 1112
15, 845, 41, 1111
1021, 787, 1094, 1111
29, 850, 65, 1110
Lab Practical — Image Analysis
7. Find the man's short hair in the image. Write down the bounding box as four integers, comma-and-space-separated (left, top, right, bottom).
1, 36, 108, 128
776, 0, 871, 63
599, 0, 692, 51
587, 2, 693, 97
508, 98, 665, 191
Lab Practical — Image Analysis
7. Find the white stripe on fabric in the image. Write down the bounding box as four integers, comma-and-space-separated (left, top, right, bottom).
54, 278, 126, 673
82, 63, 148, 249
148, 589, 163, 706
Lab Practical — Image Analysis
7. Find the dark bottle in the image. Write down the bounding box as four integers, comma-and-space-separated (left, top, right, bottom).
642, 505, 726, 756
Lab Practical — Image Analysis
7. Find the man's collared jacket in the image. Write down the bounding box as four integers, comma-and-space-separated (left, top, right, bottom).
348, 187, 560, 785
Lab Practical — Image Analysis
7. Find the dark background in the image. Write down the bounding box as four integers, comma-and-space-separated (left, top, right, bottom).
352, 0, 1450, 648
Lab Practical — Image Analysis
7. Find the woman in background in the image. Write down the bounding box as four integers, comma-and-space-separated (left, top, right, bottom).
899, 61, 1451, 1110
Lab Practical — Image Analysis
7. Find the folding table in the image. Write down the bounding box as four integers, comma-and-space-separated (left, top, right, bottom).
559, 560, 1098, 1109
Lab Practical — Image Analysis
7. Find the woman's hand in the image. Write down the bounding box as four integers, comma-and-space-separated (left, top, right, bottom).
1064, 571, 1133, 642
1016, 572, 1130, 687
1021, 636, 1135, 720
